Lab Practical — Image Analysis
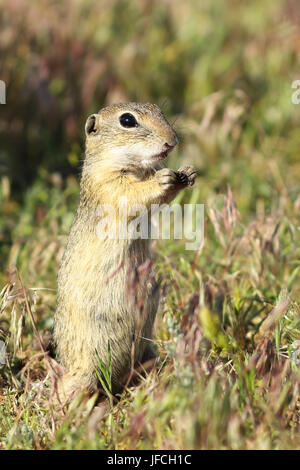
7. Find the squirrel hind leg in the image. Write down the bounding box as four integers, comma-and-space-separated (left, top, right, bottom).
125, 344, 159, 389
52, 371, 97, 408
141, 343, 158, 363
139, 344, 159, 376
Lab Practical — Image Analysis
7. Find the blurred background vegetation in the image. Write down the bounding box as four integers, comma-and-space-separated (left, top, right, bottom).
0, 0, 300, 450
1, 0, 300, 278
0, 0, 300, 276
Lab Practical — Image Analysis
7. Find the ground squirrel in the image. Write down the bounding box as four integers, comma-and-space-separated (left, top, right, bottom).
54, 102, 197, 402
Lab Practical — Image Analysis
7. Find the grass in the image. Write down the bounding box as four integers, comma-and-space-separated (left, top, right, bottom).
0, 171, 299, 450
0, 0, 300, 450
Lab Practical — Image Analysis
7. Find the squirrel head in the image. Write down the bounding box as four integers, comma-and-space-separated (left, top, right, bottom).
84, 102, 178, 169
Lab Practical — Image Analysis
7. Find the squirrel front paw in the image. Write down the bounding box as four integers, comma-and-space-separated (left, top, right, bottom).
156, 166, 197, 192
156, 168, 179, 191
177, 165, 197, 187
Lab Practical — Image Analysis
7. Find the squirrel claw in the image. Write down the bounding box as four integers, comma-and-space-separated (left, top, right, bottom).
177, 165, 197, 187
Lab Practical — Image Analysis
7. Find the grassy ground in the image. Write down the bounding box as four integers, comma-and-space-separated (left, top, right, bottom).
0, 0, 300, 450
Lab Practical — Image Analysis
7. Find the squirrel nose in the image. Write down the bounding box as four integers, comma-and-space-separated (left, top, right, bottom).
163, 132, 178, 150
164, 142, 173, 150
163, 141, 176, 151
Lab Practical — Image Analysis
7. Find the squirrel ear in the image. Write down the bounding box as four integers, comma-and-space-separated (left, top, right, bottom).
85, 114, 100, 136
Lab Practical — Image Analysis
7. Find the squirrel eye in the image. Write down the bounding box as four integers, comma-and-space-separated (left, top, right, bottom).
119, 113, 138, 128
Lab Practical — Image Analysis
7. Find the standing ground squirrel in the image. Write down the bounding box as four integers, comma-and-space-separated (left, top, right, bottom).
54, 102, 197, 402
